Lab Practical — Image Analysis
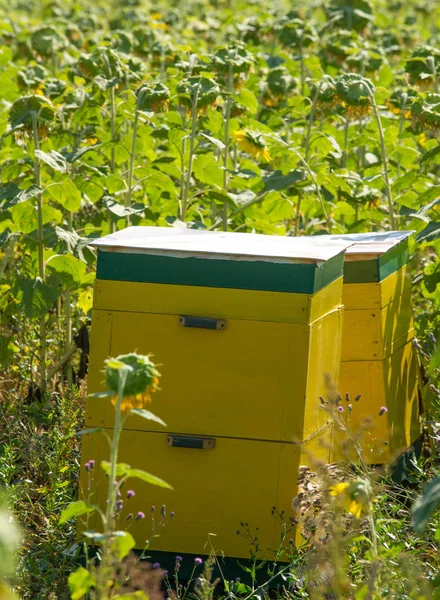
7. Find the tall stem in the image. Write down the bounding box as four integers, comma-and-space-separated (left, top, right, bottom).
127, 108, 139, 226
222, 63, 234, 231
291, 146, 332, 232
396, 92, 408, 180
109, 86, 117, 233
97, 367, 128, 598
304, 83, 321, 161
427, 56, 439, 94
368, 90, 396, 230
31, 111, 47, 392
181, 83, 199, 221
299, 41, 305, 96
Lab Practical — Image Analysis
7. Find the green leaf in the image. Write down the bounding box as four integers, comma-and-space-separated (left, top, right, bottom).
111, 530, 136, 560
126, 468, 173, 489
200, 133, 225, 150
103, 197, 145, 218
44, 179, 81, 212
146, 170, 175, 192
193, 153, 223, 187
68, 567, 95, 600
1, 184, 41, 209
237, 89, 259, 114
416, 222, 440, 244
418, 186, 440, 206
129, 409, 167, 427
76, 427, 104, 436
106, 175, 127, 194
15, 277, 61, 318
262, 169, 303, 191
392, 170, 418, 193
35, 149, 67, 173
101, 461, 131, 477
412, 474, 440, 532
59, 500, 96, 525
421, 145, 440, 165
46, 254, 87, 288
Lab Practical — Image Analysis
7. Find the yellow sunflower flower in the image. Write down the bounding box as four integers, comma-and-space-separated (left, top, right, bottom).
111, 376, 160, 414
233, 129, 271, 162
329, 479, 371, 519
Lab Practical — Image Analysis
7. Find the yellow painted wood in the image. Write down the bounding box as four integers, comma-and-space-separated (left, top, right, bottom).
341, 283, 414, 361
80, 430, 300, 560
86, 306, 344, 443
93, 277, 343, 325
303, 308, 344, 454
334, 340, 420, 464
87, 309, 113, 395
86, 309, 309, 441
342, 265, 410, 310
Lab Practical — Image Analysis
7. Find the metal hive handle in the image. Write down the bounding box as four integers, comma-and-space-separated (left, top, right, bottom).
178, 315, 226, 330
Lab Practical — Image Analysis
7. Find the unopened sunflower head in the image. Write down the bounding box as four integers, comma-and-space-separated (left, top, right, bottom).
277, 17, 317, 49
334, 73, 375, 117
177, 76, 220, 113
136, 82, 170, 113
105, 353, 161, 414
233, 129, 271, 162
326, 0, 374, 32
9, 94, 55, 141
405, 45, 440, 89
210, 42, 254, 75
17, 64, 48, 91
411, 93, 440, 133
386, 89, 417, 119
329, 478, 373, 518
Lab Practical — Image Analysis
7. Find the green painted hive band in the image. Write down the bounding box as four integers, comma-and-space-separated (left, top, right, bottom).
96, 249, 345, 294
343, 240, 409, 283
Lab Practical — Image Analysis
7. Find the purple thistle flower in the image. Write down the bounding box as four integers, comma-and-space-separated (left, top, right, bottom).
379, 406, 388, 416
135, 511, 145, 520
194, 557, 203, 566
127, 490, 135, 499
337, 406, 344, 413
153, 562, 160, 569
163, 570, 168, 577
85, 462, 90, 472
89, 460, 95, 469
176, 556, 183, 562
115, 500, 123, 512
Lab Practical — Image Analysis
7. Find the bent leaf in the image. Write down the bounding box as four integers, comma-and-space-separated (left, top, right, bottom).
59, 500, 97, 525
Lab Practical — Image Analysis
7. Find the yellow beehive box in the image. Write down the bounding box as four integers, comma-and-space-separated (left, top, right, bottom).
329, 231, 421, 464
81, 226, 351, 561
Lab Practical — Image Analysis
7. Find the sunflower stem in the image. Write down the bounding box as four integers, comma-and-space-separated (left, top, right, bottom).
127, 106, 140, 226
368, 89, 396, 230
97, 366, 129, 598
181, 81, 200, 221
222, 63, 234, 231
31, 110, 47, 393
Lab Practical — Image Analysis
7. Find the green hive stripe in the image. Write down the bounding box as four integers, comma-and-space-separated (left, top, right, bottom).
344, 240, 409, 283
96, 250, 344, 294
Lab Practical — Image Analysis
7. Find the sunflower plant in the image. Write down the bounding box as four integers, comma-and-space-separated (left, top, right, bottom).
60, 352, 171, 599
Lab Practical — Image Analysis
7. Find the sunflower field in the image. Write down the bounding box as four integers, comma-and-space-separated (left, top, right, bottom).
2, 0, 440, 597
